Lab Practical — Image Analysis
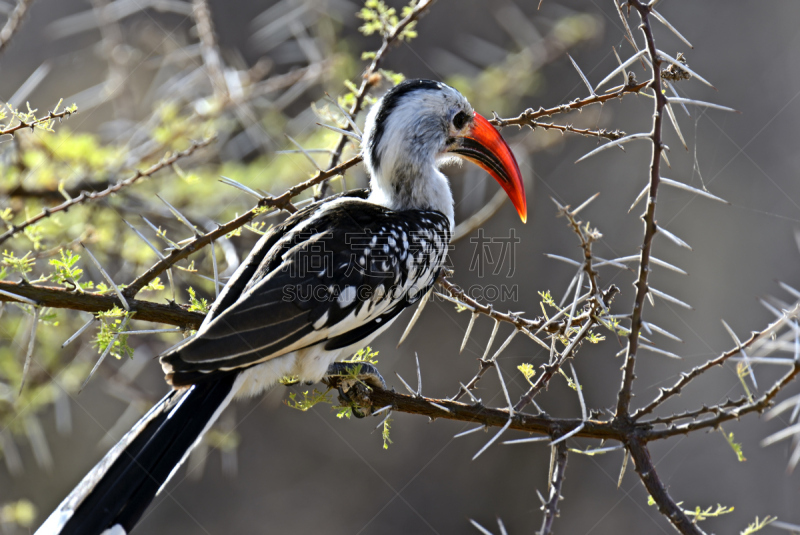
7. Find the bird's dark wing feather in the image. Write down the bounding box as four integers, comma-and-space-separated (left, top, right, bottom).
161, 193, 450, 385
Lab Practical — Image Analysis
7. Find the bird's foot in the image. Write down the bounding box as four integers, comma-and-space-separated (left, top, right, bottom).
324, 362, 387, 419
324, 361, 387, 390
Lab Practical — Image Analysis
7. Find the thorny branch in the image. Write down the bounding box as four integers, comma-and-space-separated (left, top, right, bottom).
615, 1, 666, 421
526, 121, 625, 141
348, 386, 620, 441
338, 296, 800, 445
610, 3, 702, 534
0, 105, 75, 138
0, 280, 205, 328
0, 137, 216, 245
539, 442, 568, 535
491, 79, 649, 129
627, 436, 704, 535
634, 303, 800, 420
513, 203, 612, 412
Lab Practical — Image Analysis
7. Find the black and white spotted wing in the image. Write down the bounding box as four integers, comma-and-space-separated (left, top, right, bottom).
162, 192, 451, 385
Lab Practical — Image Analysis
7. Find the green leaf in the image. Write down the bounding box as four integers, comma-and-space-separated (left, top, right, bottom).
720, 426, 746, 462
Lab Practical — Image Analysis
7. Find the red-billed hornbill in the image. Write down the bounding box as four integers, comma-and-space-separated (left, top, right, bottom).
37, 79, 527, 535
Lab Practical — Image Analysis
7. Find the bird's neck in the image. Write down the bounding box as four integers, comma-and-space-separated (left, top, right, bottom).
367, 160, 455, 231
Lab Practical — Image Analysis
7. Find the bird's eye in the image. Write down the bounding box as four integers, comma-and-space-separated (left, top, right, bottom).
452, 111, 469, 130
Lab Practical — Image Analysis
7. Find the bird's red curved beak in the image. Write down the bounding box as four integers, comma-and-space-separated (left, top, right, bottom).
449, 112, 527, 223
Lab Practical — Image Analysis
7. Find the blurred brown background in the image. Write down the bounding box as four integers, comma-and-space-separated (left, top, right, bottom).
2, 0, 800, 533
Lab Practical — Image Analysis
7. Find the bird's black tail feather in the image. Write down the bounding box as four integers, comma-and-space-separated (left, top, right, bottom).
37, 372, 239, 535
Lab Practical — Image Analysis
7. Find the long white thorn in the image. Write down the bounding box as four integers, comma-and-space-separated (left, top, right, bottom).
559, 266, 583, 307
774, 521, 800, 532
570, 445, 624, 456
19, 307, 39, 395
394, 371, 416, 397
550, 422, 585, 446
649, 287, 693, 309
611, 45, 627, 81
567, 271, 585, 326
789, 441, 800, 473
575, 133, 651, 163
81, 243, 129, 311
123, 219, 165, 259
218, 176, 265, 200
721, 319, 757, 389
665, 102, 687, 150
595, 49, 647, 90
643, 322, 683, 342
490, 331, 517, 362
473, 418, 512, 461
657, 50, 714, 89
545, 254, 581, 268
316, 122, 362, 141
665, 80, 691, 116
618, 450, 629, 488
141, 216, 180, 248
497, 517, 508, 535
660, 177, 729, 204
81, 336, 116, 393
593, 256, 634, 270
571, 192, 600, 215
503, 435, 549, 445
398, 289, 430, 347
481, 320, 501, 361
779, 281, 800, 300
657, 225, 692, 250
459, 382, 481, 404
535, 292, 591, 337
761, 422, 800, 447
628, 184, 649, 213
166, 268, 176, 302
666, 97, 737, 113
285, 134, 323, 171
495, 364, 514, 414
62, 317, 96, 348
639, 344, 682, 360
415, 352, 422, 396
461, 312, 478, 354
156, 194, 201, 236
210, 240, 220, 299
327, 94, 362, 137
455, 425, 486, 438
469, 519, 494, 535
0, 288, 38, 305
603, 254, 687, 275
568, 54, 595, 95
371, 405, 393, 417
651, 9, 693, 48
428, 401, 451, 414
118, 328, 184, 335
570, 363, 586, 421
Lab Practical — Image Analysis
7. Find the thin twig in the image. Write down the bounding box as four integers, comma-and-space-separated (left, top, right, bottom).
0, 0, 35, 57
539, 441, 568, 535
615, 0, 667, 420
491, 80, 649, 129
318, 0, 438, 196
0, 104, 75, 138
0, 137, 216, 245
